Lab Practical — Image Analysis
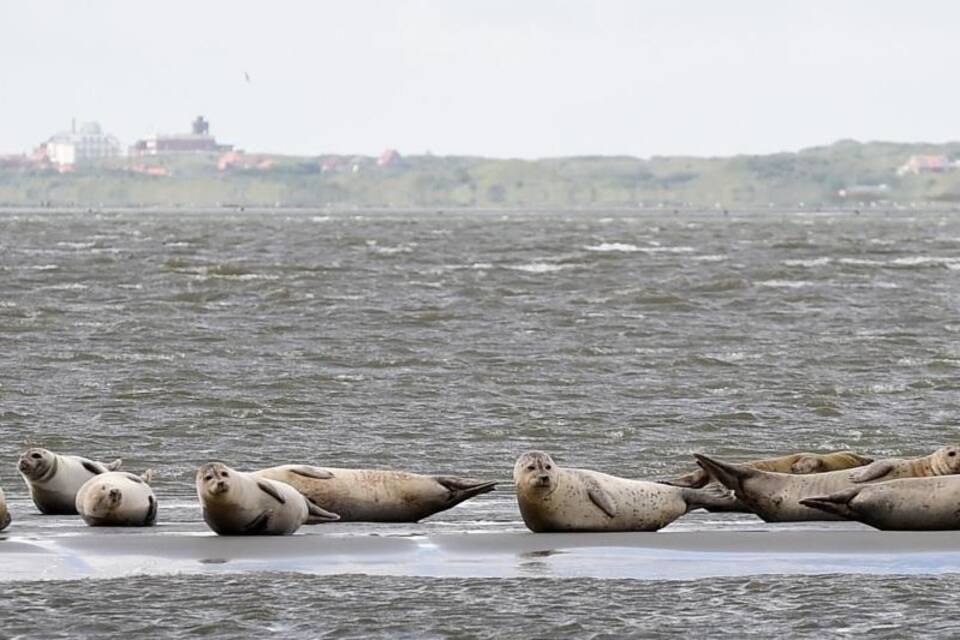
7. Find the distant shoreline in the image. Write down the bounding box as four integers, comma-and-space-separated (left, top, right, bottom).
2, 139, 959, 208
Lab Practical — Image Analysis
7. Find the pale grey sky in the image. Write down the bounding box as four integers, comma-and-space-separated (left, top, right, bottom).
1, 1, 958, 158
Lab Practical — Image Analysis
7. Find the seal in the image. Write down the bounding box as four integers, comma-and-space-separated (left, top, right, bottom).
800, 476, 960, 530
513, 451, 739, 533
197, 462, 340, 535
75, 471, 158, 527
695, 445, 960, 522
665, 450, 873, 488
17, 448, 123, 515
0, 487, 10, 532
254, 465, 498, 522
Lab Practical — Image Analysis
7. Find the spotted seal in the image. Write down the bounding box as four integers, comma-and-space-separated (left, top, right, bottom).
801, 475, 960, 530
0, 487, 10, 532
254, 464, 497, 522
17, 448, 123, 515
75, 470, 158, 527
513, 451, 738, 533
197, 462, 339, 535
665, 450, 873, 488
695, 445, 960, 522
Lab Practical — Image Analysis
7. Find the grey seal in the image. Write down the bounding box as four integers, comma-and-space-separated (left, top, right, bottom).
254, 464, 497, 522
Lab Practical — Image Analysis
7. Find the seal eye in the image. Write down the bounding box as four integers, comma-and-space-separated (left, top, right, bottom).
31, 453, 42, 459
221, 472, 229, 477
204, 475, 213, 481
527, 465, 536, 472
949, 451, 957, 457
545, 464, 552, 470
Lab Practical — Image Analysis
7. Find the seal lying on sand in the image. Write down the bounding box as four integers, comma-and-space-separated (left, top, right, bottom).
513, 451, 738, 533
18, 448, 123, 515
253, 465, 497, 522
665, 451, 873, 488
0, 487, 10, 532
801, 476, 960, 530
197, 462, 339, 535
695, 445, 960, 522
75, 471, 158, 527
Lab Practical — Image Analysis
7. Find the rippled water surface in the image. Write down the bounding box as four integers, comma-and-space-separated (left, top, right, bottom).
2, 208, 959, 636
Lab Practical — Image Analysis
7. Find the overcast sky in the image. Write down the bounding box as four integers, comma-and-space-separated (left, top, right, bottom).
2, 1, 958, 158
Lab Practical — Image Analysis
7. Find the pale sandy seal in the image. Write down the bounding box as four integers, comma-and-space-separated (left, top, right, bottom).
197, 462, 340, 535
665, 450, 873, 488
75, 471, 158, 527
801, 475, 960, 530
254, 464, 497, 522
695, 445, 960, 522
17, 448, 123, 515
0, 487, 10, 532
513, 451, 738, 533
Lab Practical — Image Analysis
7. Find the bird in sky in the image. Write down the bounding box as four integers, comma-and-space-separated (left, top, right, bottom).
244, 71, 251, 83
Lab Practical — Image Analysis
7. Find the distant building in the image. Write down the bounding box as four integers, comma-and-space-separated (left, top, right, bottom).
44, 121, 122, 169
130, 116, 232, 156
378, 149, 401, 167
897, 155, 952, 175
217, 150, 274, 171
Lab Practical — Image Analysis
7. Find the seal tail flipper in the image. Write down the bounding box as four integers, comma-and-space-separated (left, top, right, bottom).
434, 477, 498, 505
107, 459, 123, 471
140, 469, 156, 485
799, 487, 861, 519
304, 499, 340, 524
692, 454, 757, 492
661, 467, 710, 488
681, 486, 742, 512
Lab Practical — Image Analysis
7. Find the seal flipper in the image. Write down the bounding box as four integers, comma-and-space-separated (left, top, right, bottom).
661, 467, 710, 489
288, 465, 334, 480
304, 499, 340, 524
80, 459, 107, 475
106, 459, 123, 471
580, 476, 617, 518
144, 495, 158, 526
681, 486, 742, 513
799, 487, 861, 519
256, 480, 286, 504
692, 454, 757, 493
434, 477, 498, 505
849, 460, 894, 483
244, 512, 271, 534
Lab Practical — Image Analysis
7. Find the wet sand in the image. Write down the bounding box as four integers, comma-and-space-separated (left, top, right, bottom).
6, 527, 960, 582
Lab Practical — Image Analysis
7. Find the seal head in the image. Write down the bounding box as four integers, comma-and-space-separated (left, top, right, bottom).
18, 448, 56, 482
513, 451, 559, 497
197, 462, 233, 500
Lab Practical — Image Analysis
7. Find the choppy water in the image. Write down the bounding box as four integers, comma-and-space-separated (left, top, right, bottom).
4, 572, 960, 639
1, 208, 960, 636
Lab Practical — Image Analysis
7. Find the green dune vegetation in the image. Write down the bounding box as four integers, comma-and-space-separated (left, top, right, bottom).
2, 140, 960, 209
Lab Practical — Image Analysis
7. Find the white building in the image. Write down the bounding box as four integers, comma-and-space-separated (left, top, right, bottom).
45, 121, 122, 167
